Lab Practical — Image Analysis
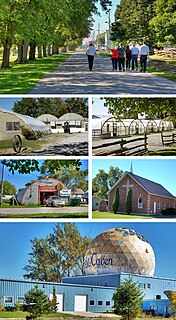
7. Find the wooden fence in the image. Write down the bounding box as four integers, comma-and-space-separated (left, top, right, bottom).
161, 133, 176, 146
92, 134, 148, 156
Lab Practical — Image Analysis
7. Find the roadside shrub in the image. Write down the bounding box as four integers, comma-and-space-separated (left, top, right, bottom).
4, 306, 17, 311
20, 125, 43, 140
69, 198, 80, 206
0, 304, 4, 311
161, 208, 176, 215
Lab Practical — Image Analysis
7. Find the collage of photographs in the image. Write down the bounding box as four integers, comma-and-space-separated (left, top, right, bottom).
0, 0, 176, 319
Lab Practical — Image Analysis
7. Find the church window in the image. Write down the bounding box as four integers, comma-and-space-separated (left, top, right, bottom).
138, 197, 143, 208
158, 200, 160, 209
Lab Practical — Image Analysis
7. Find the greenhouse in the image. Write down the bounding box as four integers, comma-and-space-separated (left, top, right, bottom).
92, 116, 174, 138
0, 107, 51, 141
37, 112, 88, 133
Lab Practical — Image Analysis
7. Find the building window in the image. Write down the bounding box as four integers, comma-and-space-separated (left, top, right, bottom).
106, 301, 111, 306
139, 283, 146, 289
147, 283, 151, 289
138, 197, 143, 209
4, 296, 13, 304
158, 200, 160, 209
98, 301, 103, 306
156, 295, 161, 300
90, 300, 95, 306
104, 281, 108, 286
6, 122, 20, 131
163, 201, 166, 209
18, 297, 24, 304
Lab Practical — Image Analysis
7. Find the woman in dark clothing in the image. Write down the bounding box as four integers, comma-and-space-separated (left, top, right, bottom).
125, 45, 132, 70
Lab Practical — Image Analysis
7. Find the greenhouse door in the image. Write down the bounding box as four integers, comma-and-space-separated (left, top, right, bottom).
50, 293, 64, 311
74, 295, 87, 311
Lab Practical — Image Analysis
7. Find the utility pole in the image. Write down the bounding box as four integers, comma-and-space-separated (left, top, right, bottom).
97, 23, 100, 50
105, 8, 111, 49
0, 163, 5, 206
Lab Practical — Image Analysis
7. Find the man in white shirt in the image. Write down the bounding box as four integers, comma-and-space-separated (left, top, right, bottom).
86, 43, 96, 71
130, 43, 139, 71
139, 41, 150, 73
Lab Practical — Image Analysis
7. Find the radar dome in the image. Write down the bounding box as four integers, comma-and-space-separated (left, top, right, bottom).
84, 228, 155, 277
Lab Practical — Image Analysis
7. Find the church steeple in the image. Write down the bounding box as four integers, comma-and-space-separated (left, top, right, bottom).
130, 162, 133, 174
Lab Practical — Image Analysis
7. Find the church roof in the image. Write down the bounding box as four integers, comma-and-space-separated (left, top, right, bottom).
109, 171, 175, 199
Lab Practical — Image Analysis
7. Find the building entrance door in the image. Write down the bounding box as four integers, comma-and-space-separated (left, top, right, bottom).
50, 293, 64, 311
154, 202, 157, 214
74, 295, 87, 311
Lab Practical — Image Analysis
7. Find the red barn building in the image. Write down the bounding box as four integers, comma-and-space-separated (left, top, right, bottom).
108, 171, 175, 215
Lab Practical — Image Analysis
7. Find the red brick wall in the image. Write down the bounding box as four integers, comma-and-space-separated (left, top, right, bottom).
108, 174, 175, 215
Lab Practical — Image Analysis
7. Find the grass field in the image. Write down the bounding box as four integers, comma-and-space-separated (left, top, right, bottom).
0, 53, 70, 94
0, 311, 83, 318
0, 212, 88, 218
92, 211, 151, 219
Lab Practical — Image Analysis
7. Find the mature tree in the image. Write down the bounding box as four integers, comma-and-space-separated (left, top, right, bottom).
0, 180, 16, 195
23, 223, 92, 282
126, 189, 132, 215
2, 160, 82, 175
112, 188, 119, 214
111, 0, 155, 47
112, 277, 144, 320
104, 98, 176, 123
150, 0, 176, 46
24, 285, 52, 319
92, 166, 123, 199
164, 291, 176, 313
40, 163, 88, 191
13, 98, 88, 118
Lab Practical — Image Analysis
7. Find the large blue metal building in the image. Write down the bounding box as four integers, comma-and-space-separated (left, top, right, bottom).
0, 273, 175, 315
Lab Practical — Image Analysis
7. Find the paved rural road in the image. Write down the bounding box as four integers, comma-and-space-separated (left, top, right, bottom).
29, 51, 176, 94
0, 206, 88, 216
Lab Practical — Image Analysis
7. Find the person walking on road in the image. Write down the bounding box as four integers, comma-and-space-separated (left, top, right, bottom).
86, 43, 96, 71
139, 41, 150, 73
125, 45, 132, 70
109, 46, 118, 70
118, 43, 125, 71
130, 42, 139, 71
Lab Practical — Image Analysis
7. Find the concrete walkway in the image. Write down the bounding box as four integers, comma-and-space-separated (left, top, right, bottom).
29, 51, 176, 94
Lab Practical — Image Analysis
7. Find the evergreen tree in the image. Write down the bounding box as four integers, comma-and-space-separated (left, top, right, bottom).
51, 286, 58, 313
24, 285, 52, 319
126, 189, 132, 215
113, 277, 144, 320
112, 188, 119, 214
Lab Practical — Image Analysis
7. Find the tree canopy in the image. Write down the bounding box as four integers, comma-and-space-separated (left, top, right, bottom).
92, 166, 123, 199
104, 98, 176, 123
13, 98, 88, 118
0, 180, 16, 195
23, 223, 92, 282
110, 0, 176, 47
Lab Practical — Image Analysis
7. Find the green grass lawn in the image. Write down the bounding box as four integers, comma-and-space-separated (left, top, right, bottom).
0, 53, 70, 94
92, 211, 151, 219
148, 149, 176, 156
0, 212, 88, 218
0, 311, 84, 318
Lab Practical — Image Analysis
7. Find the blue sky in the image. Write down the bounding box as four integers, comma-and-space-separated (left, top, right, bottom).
93, 98, 110, 115
92, 159, 176, 196
92, 0, 118, 36
0, 98, 22, 111
0, 222, 175, 279
0, 160, 88, 190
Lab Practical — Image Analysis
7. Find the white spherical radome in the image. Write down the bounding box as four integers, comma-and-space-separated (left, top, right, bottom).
84, 228, 155, 277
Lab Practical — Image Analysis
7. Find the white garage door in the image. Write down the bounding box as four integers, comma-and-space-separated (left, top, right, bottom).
50, 293, 64, 311
74, 295, 87, 311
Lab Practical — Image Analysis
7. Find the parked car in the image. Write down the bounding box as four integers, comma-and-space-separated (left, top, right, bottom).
46, 196, 65, 207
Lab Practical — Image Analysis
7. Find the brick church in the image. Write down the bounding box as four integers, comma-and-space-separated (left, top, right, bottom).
108, 170, 175, 215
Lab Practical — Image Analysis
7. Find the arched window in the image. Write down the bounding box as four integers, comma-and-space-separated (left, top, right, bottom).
138, 197, 143, 208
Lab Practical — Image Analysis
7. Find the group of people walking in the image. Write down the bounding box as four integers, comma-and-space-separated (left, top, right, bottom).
110, 41, 149, 72
86, 41, 149, 73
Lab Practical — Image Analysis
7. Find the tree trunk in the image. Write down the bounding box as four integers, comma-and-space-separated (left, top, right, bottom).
1, 40, 11, 68
16, 42, 28, 63
29, 43, 36, 60
43, 45, 47, 57
47, 45, 52, 56
37, 45, 43, 58
52, 46, 59, 55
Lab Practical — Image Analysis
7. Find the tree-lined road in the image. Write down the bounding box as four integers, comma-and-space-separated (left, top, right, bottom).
30, 51, 176, 94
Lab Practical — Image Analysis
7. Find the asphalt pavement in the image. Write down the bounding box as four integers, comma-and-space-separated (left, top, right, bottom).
0, 206, 88, 216
29, 51, 176, 94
